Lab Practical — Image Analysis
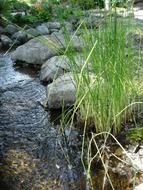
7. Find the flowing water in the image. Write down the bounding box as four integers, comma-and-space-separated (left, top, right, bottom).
0, 54, 85, 190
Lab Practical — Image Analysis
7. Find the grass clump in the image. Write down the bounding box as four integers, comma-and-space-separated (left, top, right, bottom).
65, 13, 138, 135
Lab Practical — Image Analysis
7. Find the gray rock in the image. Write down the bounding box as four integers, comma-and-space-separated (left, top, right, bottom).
0, 42, 2, 49
46, 73, 76, 109
4, 24, 19, 35
11, 31, 28, 44
64, 22, 73, 32
133, 33, 143, 49
11, 35, 60, 65
51, 32, 83, 50
36, 24, 50, 35
40, 55, 71, 82
50, 28, 59, 33
25, 28, 40, 40
11, 33, 84, 65
78, 10, 105, 29
81, 16, 102, 28
0, 35, 13, 47
47, 22, 61, 30
40, 54, 90, 82
60, 22, 73, 34
0, 26, 4, 35
83, 9, 105, 18
64, 127, 79, 142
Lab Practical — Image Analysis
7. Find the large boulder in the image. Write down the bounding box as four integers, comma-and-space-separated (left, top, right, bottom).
40, 54, 89, 82
11, 34, 83, 65
46, 73, 76, 109
40, 55, 71, 82
11, 35, 60, 65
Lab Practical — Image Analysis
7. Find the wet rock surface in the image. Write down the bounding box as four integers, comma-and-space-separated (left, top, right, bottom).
0, 54, 84, 190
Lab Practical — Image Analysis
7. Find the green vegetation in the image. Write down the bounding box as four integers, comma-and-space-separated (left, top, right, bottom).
1, 0, 143, 190
0, 0, 12, 13
70, 0, 104, 9
0, 0, 133, 25
0, 0, 12, 19
64, 14, 138, 135
11, 2, 52, 24
127, 127, 143, 141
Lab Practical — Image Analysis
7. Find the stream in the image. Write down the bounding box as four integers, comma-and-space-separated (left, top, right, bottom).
0, 53, 85, 190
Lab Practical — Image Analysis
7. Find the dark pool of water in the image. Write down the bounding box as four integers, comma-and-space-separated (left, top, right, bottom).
0, 54, 85, 190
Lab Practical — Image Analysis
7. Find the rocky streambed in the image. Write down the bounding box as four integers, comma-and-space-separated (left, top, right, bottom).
0, 54, 85, 190
0, 5, 143, 189
1, 53, 143, 190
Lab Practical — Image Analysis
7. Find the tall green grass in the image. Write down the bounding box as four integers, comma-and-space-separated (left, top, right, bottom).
64, 13, 137, 135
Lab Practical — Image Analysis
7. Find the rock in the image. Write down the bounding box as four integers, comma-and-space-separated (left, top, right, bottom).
11, 35, 60, 65
11, 34, 83, 65
134, 183, 143, 190
80, 16, 102, 28
78, 10, 105, 28
11, 31, 28, 44
40, 55, 71, 82
40, 54, 90, 82
83, 9, 105, 18
4, 24, 19, 36
60, 22, 73, 34
25, 28, 40, 40
126, 32, 143, 49
51, 32, 83, 50
36, 24, 50, 35
0, 26, 4, 35
64, 127, 79, 141
46, 73, 76, 109
50, 29, 59, 34
47, 22, 61, 30
0, 42, 2, 49
64, 22, 73, 32
133, 33, 143, 49
0, 35, 13, 47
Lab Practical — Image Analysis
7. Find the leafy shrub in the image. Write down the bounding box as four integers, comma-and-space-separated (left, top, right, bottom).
11, 1, 53, 25
71, 0, 104, 9
11, 14, 37, 24
11, 0, 30, 12
0, 0, 12, 16
29, 2, 52, 21
0, 0, 13, 25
